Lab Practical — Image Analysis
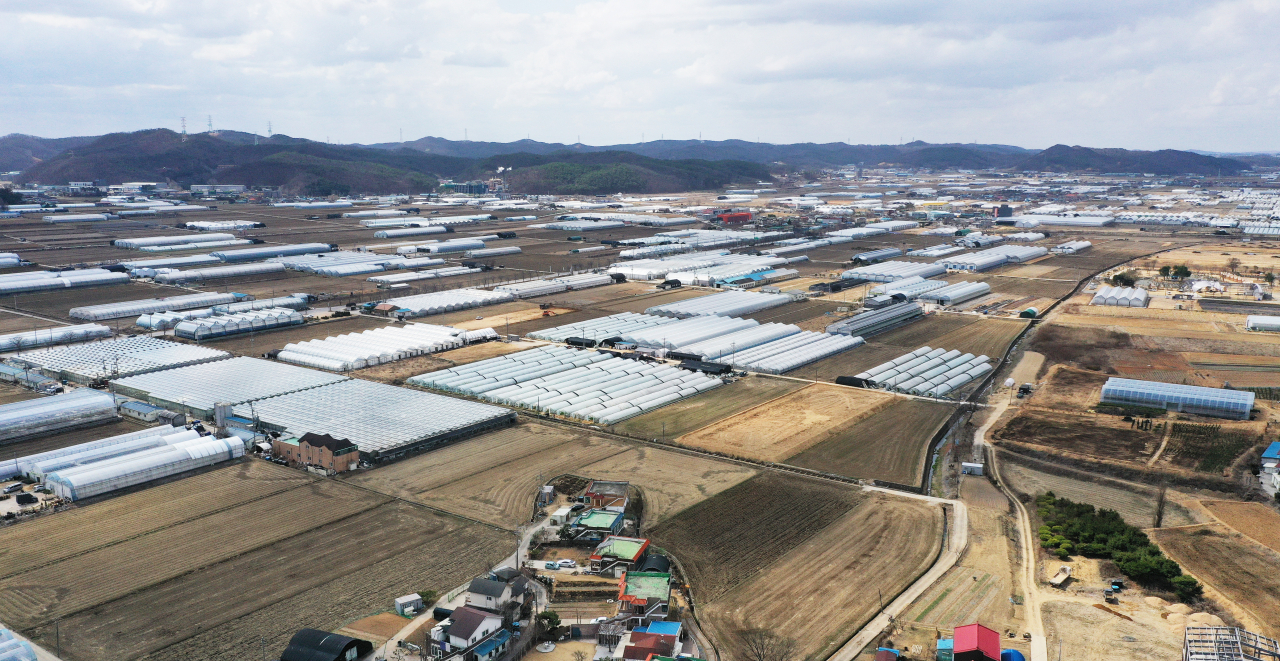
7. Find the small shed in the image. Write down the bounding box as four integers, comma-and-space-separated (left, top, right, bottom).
550, 506, 574, 526
961, 462, 984, 476
395, 593, 424, 616
954, 623, 1001, 661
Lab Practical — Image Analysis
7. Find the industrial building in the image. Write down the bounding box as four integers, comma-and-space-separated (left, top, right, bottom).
1100, 378, 1254, 420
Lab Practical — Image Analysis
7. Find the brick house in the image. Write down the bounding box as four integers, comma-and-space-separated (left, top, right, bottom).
584, 480, 629, 511
272, 433, 360, 473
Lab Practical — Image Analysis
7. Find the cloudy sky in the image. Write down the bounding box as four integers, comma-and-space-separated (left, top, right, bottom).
3, 0, 1278, 151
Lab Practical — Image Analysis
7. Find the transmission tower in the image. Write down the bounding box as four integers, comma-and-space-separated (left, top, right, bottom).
207, 115, 213, 132
267, 121, 272, 137
180, 117, 187, 142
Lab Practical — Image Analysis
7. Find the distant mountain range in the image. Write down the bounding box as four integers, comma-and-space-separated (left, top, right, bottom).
1, 129, 1264, 195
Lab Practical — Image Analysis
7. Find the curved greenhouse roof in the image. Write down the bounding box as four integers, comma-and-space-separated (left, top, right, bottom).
1100, 377, 1253, 420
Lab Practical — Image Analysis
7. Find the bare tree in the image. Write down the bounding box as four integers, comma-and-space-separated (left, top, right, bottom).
1227, 257, 1242, 274
740, 629, 797, 661
573, 650, 589, 661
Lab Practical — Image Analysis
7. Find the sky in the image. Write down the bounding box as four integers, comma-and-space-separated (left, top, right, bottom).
3, 0, 1279, 152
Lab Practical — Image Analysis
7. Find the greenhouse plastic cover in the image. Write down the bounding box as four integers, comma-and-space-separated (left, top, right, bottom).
383, 288, 515, 316
526, 312, 678, 342
0, 388, 118, 443
114, 233, 237, 249
12, 336, 230, 380
119, 255, 222, 269
0, 324, 112, 352
110, 356, 349, 412
712, 331, 864, 374
841, 260, 946, 283
276, 322, 465, 371
410, 345, 722, 425
231, 378, 513, 454
173, 308, 304, 339
644, 290, 791, 318
70, 292, 241, 320
46, 435, 243, 500
212, 243, 332, 262
1100, 377, 1253, 420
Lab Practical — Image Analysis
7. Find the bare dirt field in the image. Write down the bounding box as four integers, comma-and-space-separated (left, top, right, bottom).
1026, 365, 1111, 411
786, 398, 956, 485
874, 314, 980, 349
593, 288, 709, 314
925, 317, 1028, 359
784, 343, 907, 382
995, 410, 1157, 465
3, 457, 510, 661
1042, 600, 1182, 661
346, 421, 756, 528
699, 491, 943, 661
997, 453, 1197, 528
648, 472, 866, 604
0, 382, 44, 406
0, 311, 63, 334
1152, 524, 1280, 638
677, 384, 895, 462
1201, 500, 1280, 553
338, 612, 413, 646
612, 375, 808, 440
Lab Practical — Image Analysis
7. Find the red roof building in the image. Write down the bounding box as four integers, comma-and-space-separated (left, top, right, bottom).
954, 624, 1000, 661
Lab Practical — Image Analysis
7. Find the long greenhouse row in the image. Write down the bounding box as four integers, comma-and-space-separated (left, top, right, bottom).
710, 332, 864, 374
526, 312, 679, 342
0, 388, 119, 443
277, 323, 468, 371
0, 324, 112, 352
383, 288, 515, 316
644, 290, 791, 318
173, 308, 305, 339
409, 346, 723, 424
44, 432, 244, 501
71, 292, 244, 321
855, 347, 993, 397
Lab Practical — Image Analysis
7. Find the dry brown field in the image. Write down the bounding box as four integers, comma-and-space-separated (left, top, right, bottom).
359, 340, 546, 384
784, 342, 906, 382
593, 288, 710, 313
994, 410, 1157, 465
2, 456, 510, 661
648, 472, 866, 602
875, 314, 980, 349
1027, 365, 1111, 411
1042, 600, 1182, 661
612, 375, 808, 440
785, 398, 956, 484
337, 612, 412, 646
997, 454, 1197, 528
1153, 245, 1280, 272
1152, 524, 1280, 638
700, 492, 944, 661
0, 382, 44, 406
741, 299, 849, 325
678, 384, 895, 462
926, 317, 1028, 359
968, 274, 1080, 299
1202, 501, 1280, 553
346, 421, 756, 528
0, 311, 63, 334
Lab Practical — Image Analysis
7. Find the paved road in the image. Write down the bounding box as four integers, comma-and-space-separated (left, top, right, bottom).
826, 488, 969, 661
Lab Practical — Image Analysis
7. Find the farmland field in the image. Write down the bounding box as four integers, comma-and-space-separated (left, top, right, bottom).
1162, 422, 1263, 472
648, 472, 865, 602
697, 491, 943, 661
612, 375, 808, 440
0, 382, 44, 406
2, 458, 510, 661
676, 384, 895, 462
997, 454, 1197, 528
785, 398, 956, 484
1027, 366, 1111, 411
346, 421, 756, 528
1152, 524, 1280, 638
1202, 500, 1280, 553
994, 410, 1157, 465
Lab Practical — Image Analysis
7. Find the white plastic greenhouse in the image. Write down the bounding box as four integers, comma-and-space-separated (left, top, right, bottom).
367, 267, 480, 285
840, 261, 946, 282
466, 247, 522, 258
373, 226, 451, 238
712, 331, 864, 373
383, 288, 515, 316
854, 346, 993, 397
537, 220, 626, 231
1051, 241, 1092, 254
526, 312, 678, 343
409, 346, 723, 424
211, 243, 333, 262
826, 302, 923, 336
494, 280, 568, 298
12, 336, 230, 381
185, 220, 263, 231
120, 255, 222, 269
173, 308, 304, 339
70, 292, 242, 320
212, 295, 310, 314
137, 239, 252, 252
44, 213, 112, 223
155, 262, 285, 283
27, 427, 202, 479
918, 281, 992, 305
1246, 315, 1280, 332
1089, 286, 1150, 308
114, 233, 237, 249
110, 356, 349, 415
10, 426, 169, 476
0, 388, 118, 443
552, 273, 615, 290
644, 290, 790, 318
621, 315, 759, 349
673, 322, 801, 360
230, 378, 513, 456
0, 271, 129, 294
0, 324, 112, 352
422, 239, 486, 254
869, 278, 948, 299
46, 435, 244, 501
277, 323, 466, 371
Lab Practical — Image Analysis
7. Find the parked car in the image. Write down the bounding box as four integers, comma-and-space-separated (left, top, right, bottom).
545, 562, 559, 570
570, 503, 586, 512
558, 559, 577, 568
3, 483, 24, 494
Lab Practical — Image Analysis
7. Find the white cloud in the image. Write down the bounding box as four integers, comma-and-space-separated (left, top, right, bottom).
0, 0, 1277, 150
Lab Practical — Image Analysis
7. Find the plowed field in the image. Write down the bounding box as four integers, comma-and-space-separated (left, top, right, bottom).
677, 384, 895, 462
613, 375, 808, 441
698, 492, 943, 661
1202, 500, 1280, 553
1152, 524, 1280, 638
785, 398, 956, 484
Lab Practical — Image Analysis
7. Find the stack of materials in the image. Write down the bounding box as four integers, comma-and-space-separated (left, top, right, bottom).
1089, 285, 1149, 308
11, 337, 230, 382
382, 288, 515, 316
644, 290, 791, 318
410, 346, 722, 424
711, 332, 864, 374
277, 323, 466, 371
0, 324, 112, 352
856, 346, 992, 397
0, 389, 118, 443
